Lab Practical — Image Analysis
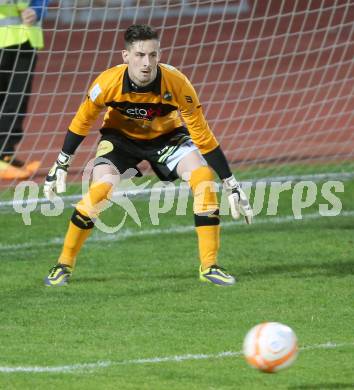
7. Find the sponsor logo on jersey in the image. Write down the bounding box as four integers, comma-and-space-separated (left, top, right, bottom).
125, 106, 163, 120
106, 101, 177, 121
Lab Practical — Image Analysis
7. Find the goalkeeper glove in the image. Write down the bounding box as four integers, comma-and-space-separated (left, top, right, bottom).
43, 151, 71, 201
223, 175, 253, 224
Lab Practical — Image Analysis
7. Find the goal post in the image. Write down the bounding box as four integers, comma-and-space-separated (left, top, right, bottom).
0, 0, 353, 199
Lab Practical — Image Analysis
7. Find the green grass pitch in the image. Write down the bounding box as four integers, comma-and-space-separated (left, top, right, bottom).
0, 179, 353, 389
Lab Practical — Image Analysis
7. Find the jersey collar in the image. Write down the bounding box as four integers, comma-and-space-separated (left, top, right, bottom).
122, 65, 161, 94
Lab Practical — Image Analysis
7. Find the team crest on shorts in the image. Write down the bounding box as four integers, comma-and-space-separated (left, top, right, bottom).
96, 140, 114, 157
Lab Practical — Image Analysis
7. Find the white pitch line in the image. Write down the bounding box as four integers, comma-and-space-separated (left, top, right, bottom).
1, 211, 354, 253
0, 341, 353, 374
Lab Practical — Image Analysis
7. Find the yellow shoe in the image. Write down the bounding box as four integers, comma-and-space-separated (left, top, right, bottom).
44, 264, 73, 287
199, 265, 236, 286
0, 159, 30, 180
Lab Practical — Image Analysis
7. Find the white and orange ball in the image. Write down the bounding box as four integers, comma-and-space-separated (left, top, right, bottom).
243, 322, 298, 373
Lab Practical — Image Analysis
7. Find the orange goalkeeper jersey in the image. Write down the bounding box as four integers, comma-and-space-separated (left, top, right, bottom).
69, 63, 219, 154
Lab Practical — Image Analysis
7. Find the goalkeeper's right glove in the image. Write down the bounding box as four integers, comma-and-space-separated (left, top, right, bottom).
223, 175, 253, 224
43, 151, 72, 201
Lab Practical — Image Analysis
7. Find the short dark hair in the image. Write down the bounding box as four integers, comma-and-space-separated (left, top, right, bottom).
124, 24, 159, 48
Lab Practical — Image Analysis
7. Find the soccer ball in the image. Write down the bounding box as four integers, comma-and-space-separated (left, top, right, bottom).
243, 322, 298, 373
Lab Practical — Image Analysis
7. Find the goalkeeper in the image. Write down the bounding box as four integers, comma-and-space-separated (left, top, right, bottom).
43, 24, 253, 287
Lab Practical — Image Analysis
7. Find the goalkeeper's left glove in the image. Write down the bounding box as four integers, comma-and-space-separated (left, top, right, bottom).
43, 151, 72, 201
223, 175, 253, 224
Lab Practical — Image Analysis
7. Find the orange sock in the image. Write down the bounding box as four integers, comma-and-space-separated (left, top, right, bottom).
58, 221, 92, 268
189, 167, 220, 270
58, 182, 112, 268
196, 225, 220, 270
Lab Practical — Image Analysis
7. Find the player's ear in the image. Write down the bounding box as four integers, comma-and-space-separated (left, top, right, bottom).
122, 50, 129, 64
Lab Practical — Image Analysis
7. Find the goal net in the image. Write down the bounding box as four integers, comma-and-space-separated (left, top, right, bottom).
1, 0, 353, 200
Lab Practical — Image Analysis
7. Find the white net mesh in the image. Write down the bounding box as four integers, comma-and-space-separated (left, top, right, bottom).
1, 0, 353, 199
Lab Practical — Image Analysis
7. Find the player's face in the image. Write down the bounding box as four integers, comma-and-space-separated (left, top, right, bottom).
122, 39, 161, 87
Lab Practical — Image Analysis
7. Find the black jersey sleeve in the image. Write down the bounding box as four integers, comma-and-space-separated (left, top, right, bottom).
202, 146, 233, 180
62, 129, 86, 155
